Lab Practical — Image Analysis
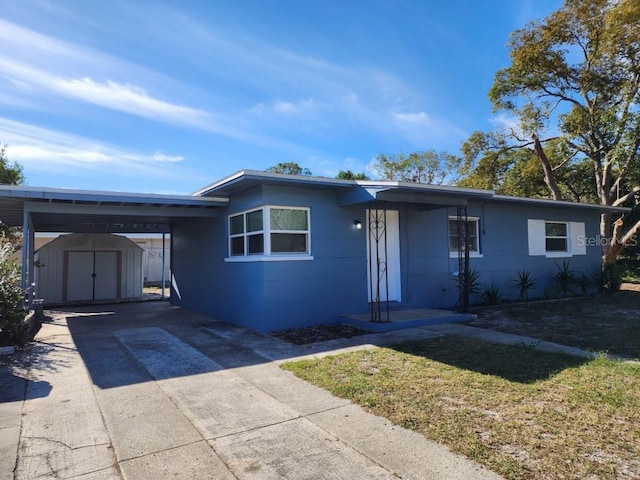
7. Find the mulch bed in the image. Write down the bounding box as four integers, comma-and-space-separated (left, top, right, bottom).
270, 324, 371, 345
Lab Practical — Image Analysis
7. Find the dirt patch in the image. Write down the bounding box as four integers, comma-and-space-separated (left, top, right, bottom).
271, 324, 371, 345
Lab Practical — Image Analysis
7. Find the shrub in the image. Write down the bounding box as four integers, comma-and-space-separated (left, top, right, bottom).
552, 260, 575, 296
575, 271, 594, 295
0, 239, 29, 346
513, 270, 536, 301
481, 283, 501, 305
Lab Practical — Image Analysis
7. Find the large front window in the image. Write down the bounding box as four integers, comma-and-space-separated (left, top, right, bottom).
229, 206, 310, 258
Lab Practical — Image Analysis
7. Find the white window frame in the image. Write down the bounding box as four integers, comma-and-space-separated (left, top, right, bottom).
527, 219, 586, 258
448, 216, 483, 258
544, 221, 569, 255
226, 206, 313, 262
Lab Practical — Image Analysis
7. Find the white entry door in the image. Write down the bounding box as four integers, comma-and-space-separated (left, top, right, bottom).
366, 209, 401, 302
66, 251, 119, 301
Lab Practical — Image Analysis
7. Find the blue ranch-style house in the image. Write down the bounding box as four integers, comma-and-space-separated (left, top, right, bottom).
0, 170, 625, 333
170, 170, 621, 332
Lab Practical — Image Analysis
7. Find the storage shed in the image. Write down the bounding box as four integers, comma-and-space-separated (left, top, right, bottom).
35, 233, 144, 305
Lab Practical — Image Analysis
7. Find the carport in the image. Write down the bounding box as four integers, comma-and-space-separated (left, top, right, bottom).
0, 185, 227, 304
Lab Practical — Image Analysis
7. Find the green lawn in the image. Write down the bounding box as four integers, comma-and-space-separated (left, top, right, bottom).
283, 336, 640, 480
470, 291, 640, 359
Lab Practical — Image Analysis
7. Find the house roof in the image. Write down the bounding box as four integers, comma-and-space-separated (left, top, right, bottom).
194, 170, 629, 213
0, 185, 228, 233
0, 170, 629, 235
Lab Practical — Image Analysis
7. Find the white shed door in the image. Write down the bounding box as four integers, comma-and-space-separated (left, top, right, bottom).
94, 252, 118, 300
67, 252, 95, 301
66, 251, 118, 301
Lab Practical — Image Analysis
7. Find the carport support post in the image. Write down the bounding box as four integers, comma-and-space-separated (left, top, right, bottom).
161, 232, 166, 300
20, 210, 34, 303
28, 219, 35, 302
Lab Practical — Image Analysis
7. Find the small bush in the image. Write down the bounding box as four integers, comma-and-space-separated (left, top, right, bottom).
0, 239, 29, 347
575, 271, 594, 295
553, 260, 575, 296
513, 270, 536, 301
481, 283, 501, 305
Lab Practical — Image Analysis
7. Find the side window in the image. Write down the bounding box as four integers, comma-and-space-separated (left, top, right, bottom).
270, 208, 309, 254
228, 206, 310, 259
229, 208, 264, 256
448, 217, 481, 256
528, 219, 586, 257
544, 222, 568, 253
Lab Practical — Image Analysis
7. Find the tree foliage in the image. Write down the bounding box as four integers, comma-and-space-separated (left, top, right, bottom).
336, 170, 370, 180
0, 239, 28, 346
371, 150, 462, 185
462, 0, 640, 262
266, 162, 312, 176
0, 144, 25, 185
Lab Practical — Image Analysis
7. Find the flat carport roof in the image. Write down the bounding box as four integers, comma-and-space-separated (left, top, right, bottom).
0, 185, 228, 233
0, 184, 229, 293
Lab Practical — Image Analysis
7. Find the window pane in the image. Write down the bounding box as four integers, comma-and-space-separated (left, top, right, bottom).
230, 215, 244, 235
449, 235, 459, 251
449, 219, 478, 252
270, 208, 308, 230
247, 209, 263, 232
467, 235, 478, 252
545, 222, 567, 237
247, 233, 264, 254
467, 221, 477, 237
546, 238, 567, 252
230, 236, 244, 255
271, 233, 308, 253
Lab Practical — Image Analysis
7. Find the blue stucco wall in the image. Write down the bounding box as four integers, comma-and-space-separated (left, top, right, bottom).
402, 202, 602, 308
172, 184, 604, 332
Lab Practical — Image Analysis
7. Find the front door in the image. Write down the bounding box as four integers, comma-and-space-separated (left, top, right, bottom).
366, 209, 401, 302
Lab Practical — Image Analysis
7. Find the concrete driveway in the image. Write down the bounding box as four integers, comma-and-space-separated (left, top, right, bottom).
0, 302, 503, 480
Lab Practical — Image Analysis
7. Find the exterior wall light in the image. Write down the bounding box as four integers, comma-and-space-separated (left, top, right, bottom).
354, 220, 362, 230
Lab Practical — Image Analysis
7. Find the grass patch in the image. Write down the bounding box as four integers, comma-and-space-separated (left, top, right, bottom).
471, 291, 640, 358
282, 336, 640, 480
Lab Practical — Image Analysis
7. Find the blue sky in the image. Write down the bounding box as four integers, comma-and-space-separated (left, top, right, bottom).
0, 0, 562, 194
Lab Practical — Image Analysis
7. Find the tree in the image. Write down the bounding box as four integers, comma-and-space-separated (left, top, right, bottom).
266, 162, 312, 176
464, 0, 640, 263
371, 150, 462, 185
459, 135, 597, 202
0, 144, 25, 185
336, 170, 370, 180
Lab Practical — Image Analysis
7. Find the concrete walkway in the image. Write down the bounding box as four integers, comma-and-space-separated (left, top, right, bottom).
0, 302, 510, 480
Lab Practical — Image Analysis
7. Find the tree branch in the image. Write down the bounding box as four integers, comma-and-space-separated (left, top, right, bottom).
612, 186, 640, 207
532, 133, 563, 200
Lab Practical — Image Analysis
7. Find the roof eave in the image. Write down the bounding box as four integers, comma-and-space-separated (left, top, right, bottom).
490, 194, 630, 213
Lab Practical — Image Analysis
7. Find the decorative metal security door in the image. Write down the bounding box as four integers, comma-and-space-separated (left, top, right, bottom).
367, 206, 401, 323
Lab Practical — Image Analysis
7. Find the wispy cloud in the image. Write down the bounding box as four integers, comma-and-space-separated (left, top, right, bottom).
0, 118, 190, 178
0, 19, 221, 133
50, 78, 211, 126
